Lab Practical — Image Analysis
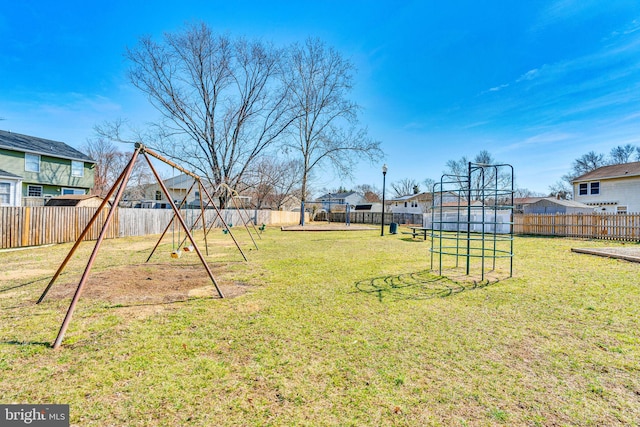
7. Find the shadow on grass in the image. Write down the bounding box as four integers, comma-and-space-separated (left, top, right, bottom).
355, 269, 498, 302
0, 277, 49, 294
1, 340, 52, 348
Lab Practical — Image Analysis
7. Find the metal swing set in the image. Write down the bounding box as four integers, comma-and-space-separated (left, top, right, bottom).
37, 142, 252, 349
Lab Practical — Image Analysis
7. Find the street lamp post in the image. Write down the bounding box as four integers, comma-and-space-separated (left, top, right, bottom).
381, 164, 387, 236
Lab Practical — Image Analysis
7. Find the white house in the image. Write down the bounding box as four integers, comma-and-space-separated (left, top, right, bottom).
572, 162, 640, 213
0, 169, 22, 207
389, 192, 432, 214
315, 191, 364, 211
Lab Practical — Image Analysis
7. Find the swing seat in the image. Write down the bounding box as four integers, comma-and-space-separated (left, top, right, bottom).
183, 245, 194, 252
259, 223, 266, 232
171, 250, 182, 259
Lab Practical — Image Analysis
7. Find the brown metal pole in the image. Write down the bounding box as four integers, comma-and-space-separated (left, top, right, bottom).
223, 184, 259, 250
200, 184, 248, 261
142, 152, 225, 299
52, 147, 141, 349
38, 150, 137, 304
145, 179, 197, 263
197, 180, 210, 256
140, 144, 200, 180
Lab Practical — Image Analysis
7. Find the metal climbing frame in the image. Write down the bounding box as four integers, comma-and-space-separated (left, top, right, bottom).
430, 162, 514, 280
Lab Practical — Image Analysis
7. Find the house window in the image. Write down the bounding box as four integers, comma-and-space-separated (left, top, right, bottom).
0, 183, 10, 205
27, 185, 43, 197
590, 182, 600, 195
25, 153, 40, 172
62, 188, 85, 195
579, 183, 588, 195
617, 206, 627, 214
71, 161, 84, 177
155, 190, 162, 201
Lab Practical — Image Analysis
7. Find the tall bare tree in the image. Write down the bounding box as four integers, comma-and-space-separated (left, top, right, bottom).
562, 150, 607, 184
391, 178, 420, 197
443, 150, 510, 201
354, 184, 381, 202
82, 137, 154, 200
242, 156, 303, 209
125, 23, 292, 206
609, 144, 637, 164
282, 38, 382, 224
82, 138, 120, 197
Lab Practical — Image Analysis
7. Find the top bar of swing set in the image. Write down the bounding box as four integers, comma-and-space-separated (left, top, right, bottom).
135, 142, 200, 180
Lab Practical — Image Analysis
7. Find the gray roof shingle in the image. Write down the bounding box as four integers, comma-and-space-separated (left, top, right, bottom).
572, 162, 640, 182
0, 129, 94, 163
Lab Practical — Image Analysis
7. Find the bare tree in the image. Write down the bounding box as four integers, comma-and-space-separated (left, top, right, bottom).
549, 180, 572, 200
125, 23, 292, 206
514, 187, 544, 198
242, 156, 303, 209
443, 150, 510, 200
353, 184, 381, 202
609, 144, 637, 164
562, 150, 607, 184
282, 37, 383, 224
82, 138, 120, 197
423, 178, 436, 193
391, 178, 420, 197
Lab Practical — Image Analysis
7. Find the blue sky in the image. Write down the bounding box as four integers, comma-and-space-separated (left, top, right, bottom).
2, 1, 640, 195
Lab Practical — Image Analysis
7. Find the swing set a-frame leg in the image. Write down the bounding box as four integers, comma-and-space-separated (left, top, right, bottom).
37, 146, 140, 305
49, 146, 142, 349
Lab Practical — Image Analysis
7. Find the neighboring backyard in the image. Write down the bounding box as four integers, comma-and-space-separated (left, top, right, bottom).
0, 226, 639, 426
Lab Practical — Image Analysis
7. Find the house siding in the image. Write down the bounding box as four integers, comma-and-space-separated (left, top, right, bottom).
574, 176, 640, 213
0, 148, 94, 189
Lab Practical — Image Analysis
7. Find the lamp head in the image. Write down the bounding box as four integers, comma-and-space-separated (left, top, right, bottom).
382, 164, 388, 175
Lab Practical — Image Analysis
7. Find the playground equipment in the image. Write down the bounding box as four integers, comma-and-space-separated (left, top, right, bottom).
430, 162, 514, 280
37, 143, 228, 349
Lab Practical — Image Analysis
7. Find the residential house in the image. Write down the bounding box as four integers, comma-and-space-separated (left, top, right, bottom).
0, 169, 22, 207
315, 191, 364, 211
572, 162, 640, 213
389, 192, 433, 214
514, 197, 544, 214
523, 198, 594, 214
143, 173, 252, 209
143, 173, 200, 207
0, 130, 95, 206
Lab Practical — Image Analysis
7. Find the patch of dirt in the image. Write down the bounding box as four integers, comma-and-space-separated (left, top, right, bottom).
47, 263, 249, 305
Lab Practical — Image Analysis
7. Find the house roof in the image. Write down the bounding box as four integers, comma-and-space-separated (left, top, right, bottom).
44, 195, 106, 207
514, 197, 543, 205
316, 191, 359, 201
0, 129, 94, 163
530, 197, 592, 208
389, 192, 432, 202
0, 168, 22, 179
572, 162, 640, 183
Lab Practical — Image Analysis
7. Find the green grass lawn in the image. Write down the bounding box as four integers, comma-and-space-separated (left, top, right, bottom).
1, 226, 639, 426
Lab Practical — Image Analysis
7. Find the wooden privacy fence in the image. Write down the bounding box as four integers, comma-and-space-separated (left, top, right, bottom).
0, 207, 305, 250
514, 213, 640, 241
0, 206, 117, 249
